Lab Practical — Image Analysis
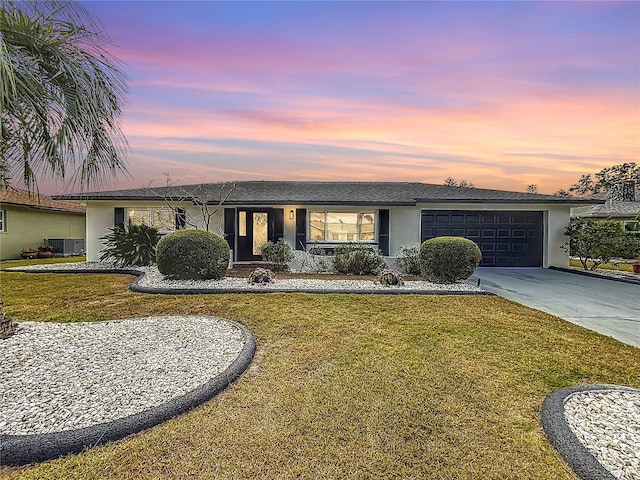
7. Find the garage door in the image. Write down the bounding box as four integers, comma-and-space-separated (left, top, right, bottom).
421, 211, 543, 267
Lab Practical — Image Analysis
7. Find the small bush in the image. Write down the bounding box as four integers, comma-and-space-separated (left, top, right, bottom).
333, 244, 385, 275
395, 245, 421, 275
99, 224, 161, 267
564, 218, 640, 270
376, 268, 404, 286
419, 236, 482, 284
156, 229, 229, 280
260, 238, 294, 272
247, 267, 275, 284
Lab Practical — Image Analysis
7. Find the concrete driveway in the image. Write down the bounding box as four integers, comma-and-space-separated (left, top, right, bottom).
468, 268, 640, 348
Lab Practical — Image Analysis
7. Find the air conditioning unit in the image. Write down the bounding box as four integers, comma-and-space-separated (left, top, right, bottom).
44, 238, 85, 256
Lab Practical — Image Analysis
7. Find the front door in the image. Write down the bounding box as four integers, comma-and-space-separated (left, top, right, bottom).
236, 209, 285, 261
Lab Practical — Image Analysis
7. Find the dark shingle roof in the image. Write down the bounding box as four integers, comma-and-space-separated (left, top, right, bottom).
0, 187, 86, 213
571, 202, 640, 219
54, 181, 602, 206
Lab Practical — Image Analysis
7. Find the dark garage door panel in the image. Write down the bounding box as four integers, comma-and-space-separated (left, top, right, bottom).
421, 211, 543, 267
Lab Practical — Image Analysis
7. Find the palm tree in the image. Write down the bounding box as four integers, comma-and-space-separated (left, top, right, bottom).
0, 0, 129, 191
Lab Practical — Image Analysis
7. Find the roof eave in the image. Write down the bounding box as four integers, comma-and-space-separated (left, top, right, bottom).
415, 198, 604, 205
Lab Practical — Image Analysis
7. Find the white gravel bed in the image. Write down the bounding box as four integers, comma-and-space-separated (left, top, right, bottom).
0, 316, 245, 436
9, 262, 482, 292
564, 388, 640, 480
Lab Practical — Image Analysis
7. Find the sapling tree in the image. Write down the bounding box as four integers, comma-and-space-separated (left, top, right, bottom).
148, 173, 235, 233
563, 219, 639, 270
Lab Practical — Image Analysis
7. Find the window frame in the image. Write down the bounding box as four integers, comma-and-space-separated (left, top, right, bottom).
308, 210, 377, 243
0, 209, 5, 232
127, 207, 181, 233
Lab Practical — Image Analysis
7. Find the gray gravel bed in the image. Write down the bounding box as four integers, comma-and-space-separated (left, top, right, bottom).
0, 316, 245, 436
542, 385, 640, 480
9, 262, 484, 293
564, 388, 640, 480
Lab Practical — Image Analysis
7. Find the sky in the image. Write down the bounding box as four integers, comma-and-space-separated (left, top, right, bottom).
43, 1, 640, 195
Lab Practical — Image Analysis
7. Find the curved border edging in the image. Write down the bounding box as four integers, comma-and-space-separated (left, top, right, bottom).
541, 384, 638, 480
8, 267, 493, 295
549, 266, 640, 286
0, 318, 256, 467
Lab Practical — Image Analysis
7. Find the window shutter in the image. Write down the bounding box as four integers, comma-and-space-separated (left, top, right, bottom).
175, 208, 186, 229
295, 208, 307, 250
378, 209, 390, 255
114, 208, 125, 229
224, 208, 235, 251
273, 209, 285, 241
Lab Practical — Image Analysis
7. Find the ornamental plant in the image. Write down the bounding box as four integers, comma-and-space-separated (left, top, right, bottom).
260, 238, 294, 272
395, 245, 421, 275
376, 268, 404, 286
247, 267, 275, 285
332, 244, 386, 276
563, 218, 640, 270
99, 224, 161, 267
419, 236, 482, 284
156, 229, 229, 280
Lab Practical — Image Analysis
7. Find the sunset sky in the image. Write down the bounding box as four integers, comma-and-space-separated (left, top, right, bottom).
45, 1, 639, 194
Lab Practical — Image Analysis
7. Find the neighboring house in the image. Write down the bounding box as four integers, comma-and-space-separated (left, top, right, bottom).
55, 181, 602, 268
0, 188, 86, 260
571, 182, 640, 232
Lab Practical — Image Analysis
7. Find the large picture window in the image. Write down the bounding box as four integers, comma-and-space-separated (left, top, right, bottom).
309, 211, 375, 242
128, 207, 177, 231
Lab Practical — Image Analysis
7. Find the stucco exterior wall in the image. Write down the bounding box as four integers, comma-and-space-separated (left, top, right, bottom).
388, 207, 421, 255
85, 201, 228, 261
0, 205, 85, 260
84, 200, 572, 267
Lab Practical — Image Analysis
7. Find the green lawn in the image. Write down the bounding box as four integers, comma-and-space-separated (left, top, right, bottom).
1, 261, 639, 479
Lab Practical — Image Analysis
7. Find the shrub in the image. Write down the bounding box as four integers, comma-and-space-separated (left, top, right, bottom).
247, 267, 275, 284
419, 236, 482, 284
260, 238, 294, 272
376, 268, 404, 286
563, 218, 640, 270
333, 244, 386, 275
395, 245, 421, 275
156, 229, 229, 280
99, 224, 161, 267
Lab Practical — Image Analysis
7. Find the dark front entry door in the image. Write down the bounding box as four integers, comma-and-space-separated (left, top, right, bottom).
236, 208, 285, 261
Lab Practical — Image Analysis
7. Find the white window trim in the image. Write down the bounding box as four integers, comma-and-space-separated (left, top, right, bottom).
308, 210, 377, 243
127, 207, 177, 233
0, 209, 5, 232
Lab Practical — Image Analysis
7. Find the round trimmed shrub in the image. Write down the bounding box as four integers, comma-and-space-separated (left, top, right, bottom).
332, 244, 386, 276
156, 229, 230, 280
419, 236, 482, 284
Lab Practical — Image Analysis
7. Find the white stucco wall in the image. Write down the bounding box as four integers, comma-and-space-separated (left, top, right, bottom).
85, 201, 572, 267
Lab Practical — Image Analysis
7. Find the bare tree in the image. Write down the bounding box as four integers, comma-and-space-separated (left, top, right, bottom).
526, 184, 538, 194
554, 189, 571, 197
569, 163, 639, 196
149, 173, 235, 233
444, 177, 475, 188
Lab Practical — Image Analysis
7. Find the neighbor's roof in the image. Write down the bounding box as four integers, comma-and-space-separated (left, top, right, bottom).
0, 187, 86, 213
54, 181, 603, 206
571, 202, 640, 219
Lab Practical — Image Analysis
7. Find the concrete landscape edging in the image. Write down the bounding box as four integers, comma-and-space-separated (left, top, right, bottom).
549, 266, 640, 286
9, 267, 495, 295
0, 319, 256, 466
541, 384, 636, 480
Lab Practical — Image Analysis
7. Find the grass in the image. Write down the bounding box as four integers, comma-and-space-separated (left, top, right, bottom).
1, 260, 639, 479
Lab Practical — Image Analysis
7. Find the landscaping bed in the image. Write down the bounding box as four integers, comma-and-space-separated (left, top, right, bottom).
1, 260, 639, 479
